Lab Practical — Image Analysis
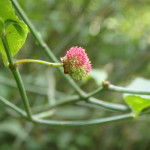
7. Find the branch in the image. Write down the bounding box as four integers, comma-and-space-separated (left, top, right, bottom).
103, 81, 150, 95
88, 97, 129, 112
86, 86, 103, 98
33, 110, 55, 119
0, 95, 133, 126
33, 113, 134, 126
1, 36, 32, 120
33, 95, 129, 113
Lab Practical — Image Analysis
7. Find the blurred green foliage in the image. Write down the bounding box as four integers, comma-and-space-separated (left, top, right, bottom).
0, 0, 150, 149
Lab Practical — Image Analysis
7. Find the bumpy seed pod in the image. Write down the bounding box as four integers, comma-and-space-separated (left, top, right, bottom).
61, 46, 91, 80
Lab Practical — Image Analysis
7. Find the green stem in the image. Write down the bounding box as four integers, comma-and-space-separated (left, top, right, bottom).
33, 113, 134, 126
0, 95, 133, 126
33, 110, 55, 119
1, 36, 32, 120
0, 95, 134, 126
14, 59, 63, 67
34, 95, 129, 112
88, 97, 130, 112
0, 96, 27, 119
86, 86, 103, 98
108, 84, 150, 95
11, 0, 86, 98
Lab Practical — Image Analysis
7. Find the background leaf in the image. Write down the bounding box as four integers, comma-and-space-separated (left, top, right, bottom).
0, 119, 27, 139
0, 0, 28, 65
123, 78, 150, 117
123, 77, 150, 99
84, 69, 108, 85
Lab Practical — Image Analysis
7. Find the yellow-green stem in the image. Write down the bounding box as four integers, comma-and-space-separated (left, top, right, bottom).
14, 59, 63, 67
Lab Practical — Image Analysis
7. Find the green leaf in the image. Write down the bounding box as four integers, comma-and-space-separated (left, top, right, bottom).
5, 19, 25, 36
123, 77, 150, 117
0, 119, 28, 139
0, 17, 5, 36
0, 0, 28, 65
125, 95, 150, 118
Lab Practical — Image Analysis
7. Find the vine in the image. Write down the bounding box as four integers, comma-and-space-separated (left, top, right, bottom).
0, 0, 150, 126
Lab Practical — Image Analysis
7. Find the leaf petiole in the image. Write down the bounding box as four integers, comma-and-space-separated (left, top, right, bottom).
14, 59, 63, 67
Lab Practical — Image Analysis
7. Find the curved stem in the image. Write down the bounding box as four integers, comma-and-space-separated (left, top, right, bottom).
14, 59, 63, 67
1, 36, 32, 120
33, 95, 129, 113
86, 86, 103, 98
88, 97, 130, 112
33, 113, 134, 126
33, 110, 55, 119
0, 95, 133, 127
108, 84, 150, 95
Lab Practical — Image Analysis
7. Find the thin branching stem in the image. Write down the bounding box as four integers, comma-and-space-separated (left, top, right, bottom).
88, 97, 130, 112
107, 84, 150, 95
86, 86, 103, 98
88, 82, 150, 97
0, 95, 133, 126
33, 113, 134, 126
33, 95, 129, 113
33, 110, 55, 119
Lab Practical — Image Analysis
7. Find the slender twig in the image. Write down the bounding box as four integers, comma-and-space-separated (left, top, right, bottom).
14, 59, 63, 67
33, 95, 129, 112
11, 0, 86, 98
1, 36, 32, 120
33, 110, 55, 119
107, 84, 150, 95
88, 97, 130, 112
0, 95, 133, 126
77, 101, 121, 112
0, 96, 27, 118
86, 86, 103, 98
33, 113, 134, 126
